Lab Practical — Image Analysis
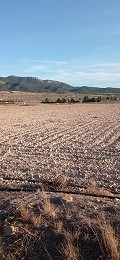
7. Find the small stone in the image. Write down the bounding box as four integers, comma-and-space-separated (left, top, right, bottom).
4, 225, 16, 236
34, 174, 40, 179
50, 196, 62, 205
62, 194, 73, 203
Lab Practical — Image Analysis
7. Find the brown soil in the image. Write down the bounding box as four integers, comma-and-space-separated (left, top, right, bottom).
0, 102, 119, 259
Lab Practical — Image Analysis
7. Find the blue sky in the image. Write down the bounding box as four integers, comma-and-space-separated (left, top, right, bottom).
0, 0, 120, 87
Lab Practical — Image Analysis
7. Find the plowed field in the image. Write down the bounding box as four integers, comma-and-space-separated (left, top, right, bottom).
0, 103, 120, 195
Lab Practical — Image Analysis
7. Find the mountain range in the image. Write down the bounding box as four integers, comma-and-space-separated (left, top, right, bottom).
0, 76, 119, 94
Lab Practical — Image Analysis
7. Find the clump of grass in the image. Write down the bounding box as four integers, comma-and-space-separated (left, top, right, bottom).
60, 229, 82, 260
32, 215, 42, 228
98, 220, 119, 260
54, 220, 63, 235
18, 204, 31, 222
41, 191, 56, 219
89, 216, 120, 260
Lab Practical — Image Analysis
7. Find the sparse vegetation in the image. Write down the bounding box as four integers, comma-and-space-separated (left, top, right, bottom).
0, 100, 15, 104
42, 96, 80, 103
42, 94, 119, 104
98, 220, 119, 260
0, 193, 119, 260
82, 95, 102, 103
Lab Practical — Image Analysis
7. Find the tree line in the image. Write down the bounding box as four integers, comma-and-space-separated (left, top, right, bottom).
41, 95, 118, 104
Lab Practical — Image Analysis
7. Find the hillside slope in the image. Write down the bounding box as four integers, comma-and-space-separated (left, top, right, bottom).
0, 76, 119, 93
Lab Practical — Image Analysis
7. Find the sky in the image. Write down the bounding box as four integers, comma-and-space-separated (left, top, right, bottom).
0, 0, 120, 87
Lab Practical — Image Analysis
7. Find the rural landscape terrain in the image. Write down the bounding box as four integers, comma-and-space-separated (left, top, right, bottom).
1, 0, 120, 258
0, 86, 120, 259
0, 76, 120, 94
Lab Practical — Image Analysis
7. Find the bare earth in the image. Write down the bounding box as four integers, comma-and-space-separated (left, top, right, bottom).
0, 103, 120, 193
0, 102, 120, 259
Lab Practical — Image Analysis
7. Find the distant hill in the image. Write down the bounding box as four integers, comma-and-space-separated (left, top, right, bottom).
70, 86, 120, 94
0, 76, 119, 94
0, 76, 73, 93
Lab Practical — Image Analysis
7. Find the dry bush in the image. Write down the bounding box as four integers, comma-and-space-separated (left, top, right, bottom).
62, 242, 79, 260
89, 216, 119, 260
18, 203, 31, 222
41, 191, 56, 219
60, 229, 82, 260
98, 220, 119, 260
54, 220, 63, 235
32, 215, 42, 228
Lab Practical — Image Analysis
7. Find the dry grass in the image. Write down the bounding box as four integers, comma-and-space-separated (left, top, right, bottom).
60, 229, 82, 260
41, 191, 56, 219
0, 200, 119, 260
54, 220, 63, 235
98, 220, 119, 260
88, 216, 120, 260
18, 204, 31, 222
32, 215, 42, 228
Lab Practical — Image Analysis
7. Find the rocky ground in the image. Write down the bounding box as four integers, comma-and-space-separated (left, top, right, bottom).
0, 102, 120, 259
0, 103, 120, 192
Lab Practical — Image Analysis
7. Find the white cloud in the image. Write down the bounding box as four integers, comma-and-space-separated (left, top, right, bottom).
50, 71, 120, 87
26, 65, 48, 73
1, 59, 120, 87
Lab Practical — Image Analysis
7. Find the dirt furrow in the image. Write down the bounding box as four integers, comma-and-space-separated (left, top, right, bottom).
92, 125, 120, 148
